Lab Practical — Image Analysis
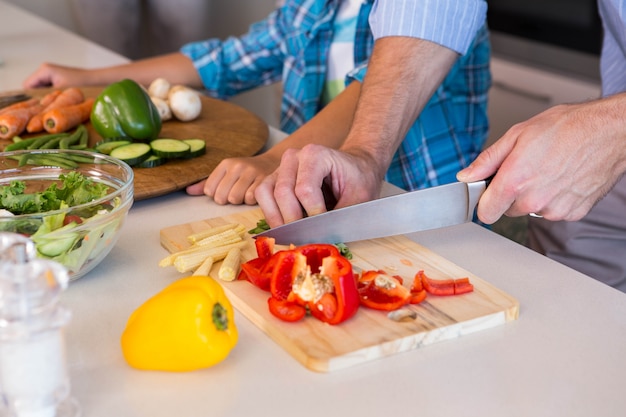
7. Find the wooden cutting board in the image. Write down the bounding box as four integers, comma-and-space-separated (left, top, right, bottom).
3, 87, 268, 200
160, 208, 519, 373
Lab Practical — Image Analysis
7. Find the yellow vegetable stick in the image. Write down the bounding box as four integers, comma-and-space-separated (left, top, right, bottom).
159, 236, 242, 267
173, 241, 248, 273
195, 229, 243, 247
187, 223, 245, 244
218, 248, 241, 282
194, 256, 214, 276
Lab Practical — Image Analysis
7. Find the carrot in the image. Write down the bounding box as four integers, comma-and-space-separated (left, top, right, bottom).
43, 98, 95, 134
0, 105, 46, 140
38, 90, 63, 107
0, 97, 39, 115
26, 88, 85, 133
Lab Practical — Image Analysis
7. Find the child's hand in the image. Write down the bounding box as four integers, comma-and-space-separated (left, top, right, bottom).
23, 63, 92, 89
187, 154, 279, 205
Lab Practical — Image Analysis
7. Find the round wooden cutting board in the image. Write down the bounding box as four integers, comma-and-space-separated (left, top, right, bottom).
8, 86, 269, 200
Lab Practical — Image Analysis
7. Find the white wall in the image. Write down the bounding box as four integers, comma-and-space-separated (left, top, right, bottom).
5, 0, 280, 127
5, 0, 76, 30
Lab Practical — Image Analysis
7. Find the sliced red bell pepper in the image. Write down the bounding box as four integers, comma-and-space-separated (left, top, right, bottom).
409, 272, 427, 304
267, 243, 343, 300
357, 270, 387, 286
306, 254, 359, 325
249, 243, 358, 325
417, 270, 474, 296
357, 270, 411, 311
453, 277, 474, 294
239, 236, 277, 291
269, 250, 301, 300
239, 256, 275, 291
267, 297, 306, 322
254, 236, 275, 259
294, 243, 340, 272
409, 289, 427, 304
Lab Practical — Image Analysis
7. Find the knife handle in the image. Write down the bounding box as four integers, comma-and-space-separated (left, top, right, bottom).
484, 174, 494, 188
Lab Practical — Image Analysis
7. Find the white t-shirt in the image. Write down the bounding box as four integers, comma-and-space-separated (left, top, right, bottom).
321, 0, 360, 105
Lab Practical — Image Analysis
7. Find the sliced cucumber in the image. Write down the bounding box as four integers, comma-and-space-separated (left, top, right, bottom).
182, 139, 206, 158
150, 138, 190, 159
110, 143, 152, 166
36, 233, 79, 257
95, 138, 133, 155
137, 155, 167, 168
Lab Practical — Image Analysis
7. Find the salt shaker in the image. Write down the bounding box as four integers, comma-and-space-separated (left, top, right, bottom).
0, 233, 79, 417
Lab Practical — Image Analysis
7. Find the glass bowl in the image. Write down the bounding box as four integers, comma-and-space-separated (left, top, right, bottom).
0, 149, 134, 281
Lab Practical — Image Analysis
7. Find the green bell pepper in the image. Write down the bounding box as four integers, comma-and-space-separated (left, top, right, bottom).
90, 79, 162, 141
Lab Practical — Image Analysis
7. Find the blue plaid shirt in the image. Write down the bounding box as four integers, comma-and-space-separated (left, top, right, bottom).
181, 0, 491, 191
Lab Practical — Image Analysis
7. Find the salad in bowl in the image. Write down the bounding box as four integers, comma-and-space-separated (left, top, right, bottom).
0, 149, 134, 280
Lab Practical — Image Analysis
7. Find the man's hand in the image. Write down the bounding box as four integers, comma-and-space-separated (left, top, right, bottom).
254, 144, 383, 227
457, 94, 626, 223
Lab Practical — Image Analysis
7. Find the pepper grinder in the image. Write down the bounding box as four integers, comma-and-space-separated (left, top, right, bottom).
0, 233, 79, 417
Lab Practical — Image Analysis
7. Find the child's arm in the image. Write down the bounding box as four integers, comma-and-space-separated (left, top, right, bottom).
23, 53, 202, 89
187, 80, 362, 205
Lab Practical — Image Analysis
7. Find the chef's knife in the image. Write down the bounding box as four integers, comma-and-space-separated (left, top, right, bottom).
255, 179, 490, 245
0, 93, 30, 110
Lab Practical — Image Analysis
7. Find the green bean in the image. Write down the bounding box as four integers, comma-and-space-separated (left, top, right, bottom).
19, 154, 78, 169
63, 154, 96, 164
78, 124, 89, 147
28, 133, 69, 150
60, 124, 87, 149
4, 134, 60, 151
39, 136, 66, 149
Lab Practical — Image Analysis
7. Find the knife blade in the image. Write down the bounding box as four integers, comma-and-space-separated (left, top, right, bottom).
0, 93, 31, 110
255, 179, 489, 245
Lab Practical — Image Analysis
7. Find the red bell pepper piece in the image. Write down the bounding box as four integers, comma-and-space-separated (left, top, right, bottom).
269, 244, 342, 300
417, 270, 474, 296
409, 272, 427, 304
422, 279, 455, 295
255, 243, 358, 325
453, 277, 474, 294
254, 236, 275, 259
409, 289, 427, 304
239, 236, 277, 291
306, 254, 359, 325
269, 250, 300, 300
239, 256, 275, 292
357, 270, 411, 311
267, 297, 306, 322
294, 243, 340, 271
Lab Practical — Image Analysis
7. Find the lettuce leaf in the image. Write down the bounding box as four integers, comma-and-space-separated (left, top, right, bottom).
0, 172, 110, 215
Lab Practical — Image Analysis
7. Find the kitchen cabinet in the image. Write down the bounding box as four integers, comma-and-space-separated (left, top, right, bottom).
487, 56, 601, 147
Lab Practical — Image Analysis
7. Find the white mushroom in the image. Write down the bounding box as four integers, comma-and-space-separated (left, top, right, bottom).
148, 77, 171, 100
167, 86, 202, 122
150, 96, 172, 121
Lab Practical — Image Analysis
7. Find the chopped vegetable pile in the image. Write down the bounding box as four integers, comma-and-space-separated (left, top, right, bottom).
239, 236, 475, 324
161, 221, 475, 326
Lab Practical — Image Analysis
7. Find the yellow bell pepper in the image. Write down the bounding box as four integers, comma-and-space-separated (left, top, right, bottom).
121, 275, 238, 372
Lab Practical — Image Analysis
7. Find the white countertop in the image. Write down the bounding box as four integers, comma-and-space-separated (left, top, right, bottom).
0, 1, 128, 93
3, 1, 626, 416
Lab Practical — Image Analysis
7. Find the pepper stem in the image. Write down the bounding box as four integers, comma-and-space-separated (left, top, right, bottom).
212, 302, 229, 331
